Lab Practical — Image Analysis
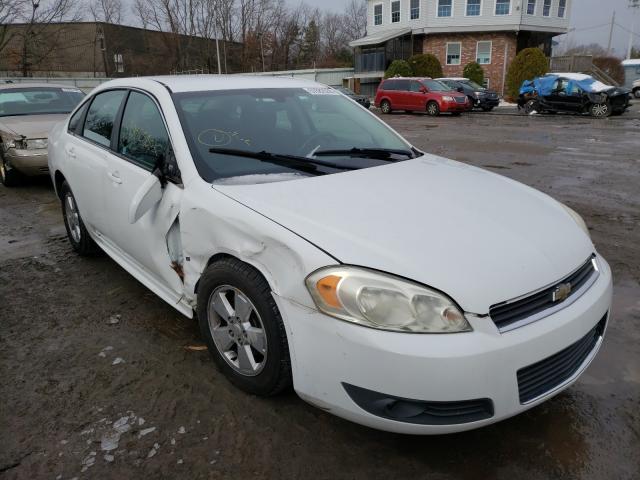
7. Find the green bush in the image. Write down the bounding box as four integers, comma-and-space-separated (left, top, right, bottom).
384, 59, 413, 79
463, 62, 484, 85
407, 54, 443, 78
505, 47, 549, 99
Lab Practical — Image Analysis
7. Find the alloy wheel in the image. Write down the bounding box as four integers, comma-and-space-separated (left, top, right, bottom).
591, 103, 609, 117
207, 285, 268, 377
64, 193, 82, 243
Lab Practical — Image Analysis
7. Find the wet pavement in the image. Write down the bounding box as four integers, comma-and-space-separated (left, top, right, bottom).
1, 104, 639, 479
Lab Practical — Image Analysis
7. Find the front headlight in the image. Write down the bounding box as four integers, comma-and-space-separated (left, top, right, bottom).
442, 95, 454, 102
562, 204, 590, 239
305, 266, 472, 333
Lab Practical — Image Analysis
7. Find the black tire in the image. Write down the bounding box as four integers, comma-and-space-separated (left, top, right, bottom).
380, 100, 392, 114
590, 102, 611, 118
467, 96, 476, 108
197, 258, 292, 396
426, 101, 440, 116
60, 181, 100, 255
633, 88, 640, 99
523, 99, 539, 115
0, 153, 23, 187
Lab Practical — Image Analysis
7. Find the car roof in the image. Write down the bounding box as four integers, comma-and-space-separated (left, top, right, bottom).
0, 82, 79, 90
437, 77, 468, 82
383, 77, 433, 81
97, 75, 330, 94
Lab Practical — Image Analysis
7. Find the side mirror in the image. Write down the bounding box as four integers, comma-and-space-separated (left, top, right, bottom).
128, 173, 162, 224
457, 87, 464, 93
420, 87, 428, 93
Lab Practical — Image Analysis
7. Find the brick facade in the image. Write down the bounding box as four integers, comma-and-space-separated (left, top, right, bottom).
422, 32, 518, 94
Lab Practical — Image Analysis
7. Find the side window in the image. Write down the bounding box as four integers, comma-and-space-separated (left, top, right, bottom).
383, 80, 397, 91
396, 80, 410, 91
118, 91, 170, 171
83, 90, 127, 147
68, 100, 90, 134
409, 81, 422, 92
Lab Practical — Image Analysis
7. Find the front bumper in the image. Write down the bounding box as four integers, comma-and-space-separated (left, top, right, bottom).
477, 97, 500, 108
5, 148, 49, 176
276, 255, 612, 434
441, 100, 469, 113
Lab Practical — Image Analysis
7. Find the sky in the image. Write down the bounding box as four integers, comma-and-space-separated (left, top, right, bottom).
289, 0, 639, 55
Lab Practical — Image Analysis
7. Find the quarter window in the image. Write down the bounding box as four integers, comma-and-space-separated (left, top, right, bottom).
467, 0, 481, 16
374, 3, 383, 25
495, 0, 510, 15
391, 1, 400, 22
438, 0, 452, 17
446, 42, 461, 65
118, 91, 170, 170
543, 0, 551, 16
476, 41, 492, 64
410, 0, 420, 19
526, 0, 535, 14
83, 90, 127, 147
558, 0, 566, 17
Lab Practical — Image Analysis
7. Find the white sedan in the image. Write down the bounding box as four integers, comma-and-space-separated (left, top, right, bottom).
48, 76, 612, 434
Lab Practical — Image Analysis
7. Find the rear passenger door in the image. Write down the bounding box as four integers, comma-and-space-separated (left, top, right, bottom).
64, 90, 128, 236
408, 81, 425, 111
100, 90, 185, 298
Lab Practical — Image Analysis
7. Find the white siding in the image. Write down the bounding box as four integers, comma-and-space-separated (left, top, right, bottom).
365, 0, 570, 35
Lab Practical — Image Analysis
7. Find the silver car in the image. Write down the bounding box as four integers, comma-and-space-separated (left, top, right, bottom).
0, 83, 84, 186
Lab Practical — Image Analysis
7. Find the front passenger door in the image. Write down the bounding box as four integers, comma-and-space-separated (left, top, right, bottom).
100, 90, 185, 300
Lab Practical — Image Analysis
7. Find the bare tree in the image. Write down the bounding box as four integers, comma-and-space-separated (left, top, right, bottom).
0, 0, 25, 57
343, 0, 367, 42
89, 0, 123, 24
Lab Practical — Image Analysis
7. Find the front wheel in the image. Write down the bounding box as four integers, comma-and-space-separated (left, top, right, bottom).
523, 99, 539, 115
590, 102, 611, 118
197, 258, 292, 396
633, 88, 640, 99
61, 181, 100, 255
426, 101, 440, 116
380, 100, 392, 114
0, 154, 22, 187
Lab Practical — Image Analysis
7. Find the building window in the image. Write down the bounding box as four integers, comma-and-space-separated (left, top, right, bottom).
543, 0, 551, 16
467, 0, 481, 16
495, 0, 510, 15
526, 0, 535, 14
438, 0, 453, 17
483, 78, 490, 88
411, 0, 420, 19
446, 42, 461, 65
114, 53, 124, 73
558, 0, 566, 17
391, 1, 400, 22
374, 3, 383, 25
476, 41, 492, 64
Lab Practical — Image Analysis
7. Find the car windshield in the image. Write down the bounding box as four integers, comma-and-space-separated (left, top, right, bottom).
423, 80, 454, 92
173, 87, 413, 182
0, 87, 85, 117
461, 80, 484, 90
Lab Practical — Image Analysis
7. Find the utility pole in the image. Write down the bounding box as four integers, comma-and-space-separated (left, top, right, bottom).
213, 3, 222, 75
22, 0, 40, 77
607, 11, 616, 54
629, 0, 640, 60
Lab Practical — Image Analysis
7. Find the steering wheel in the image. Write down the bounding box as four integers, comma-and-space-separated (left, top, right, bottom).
299, 133, 338, 156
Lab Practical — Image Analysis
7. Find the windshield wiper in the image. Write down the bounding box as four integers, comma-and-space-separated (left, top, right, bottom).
208, 147, 360, 173
312, 147, 415, 161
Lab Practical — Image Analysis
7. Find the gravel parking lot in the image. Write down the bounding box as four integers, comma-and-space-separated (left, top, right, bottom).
1, 104, 639, 480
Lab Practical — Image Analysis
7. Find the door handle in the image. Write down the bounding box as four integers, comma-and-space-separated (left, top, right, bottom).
66, 147, 76, 158
108, 171, 122, 184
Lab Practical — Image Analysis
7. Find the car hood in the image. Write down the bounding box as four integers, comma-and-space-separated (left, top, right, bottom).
603, 87, 631, 97
0, 114, 69, 138
213, 156, 593, 314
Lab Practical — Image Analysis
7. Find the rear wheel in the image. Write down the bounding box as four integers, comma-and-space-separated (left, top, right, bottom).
426, 101, 440, 116
590, 102, 610, 118
380, 100, 392, 114
61, 181, 100, 255
0, 154, 22, 187
633, 88, 640, 99
197, 258, 292, 396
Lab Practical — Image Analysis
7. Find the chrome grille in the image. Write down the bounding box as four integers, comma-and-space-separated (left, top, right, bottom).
490, 255, 598, 332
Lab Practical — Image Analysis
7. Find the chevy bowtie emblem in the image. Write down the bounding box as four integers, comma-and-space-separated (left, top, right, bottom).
552, 282, 572, 302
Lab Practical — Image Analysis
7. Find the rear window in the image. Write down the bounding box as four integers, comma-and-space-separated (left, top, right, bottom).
0, 87, 85, 117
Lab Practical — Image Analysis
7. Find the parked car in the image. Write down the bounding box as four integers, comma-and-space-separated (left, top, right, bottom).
632, 79, 640, 99
437, 77, 500, 111
334, 86, 371, 109
518, 73, 631, 118
0, 83, 85, 186
375, 77, 469, 116
49, 76, 612, 434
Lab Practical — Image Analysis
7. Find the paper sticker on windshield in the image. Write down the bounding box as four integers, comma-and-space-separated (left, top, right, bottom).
62, 88, 82, 93
303, 87, 340, 96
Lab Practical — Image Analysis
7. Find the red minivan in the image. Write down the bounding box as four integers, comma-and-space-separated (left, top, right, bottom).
375, 77, 470, 116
